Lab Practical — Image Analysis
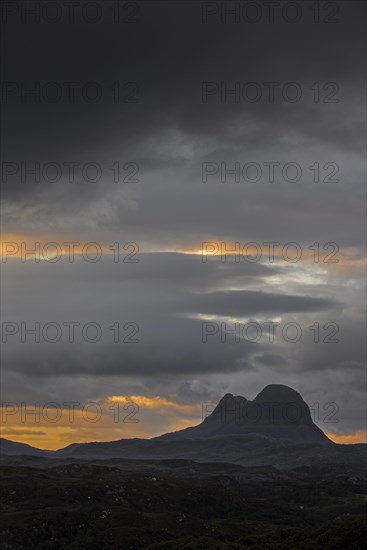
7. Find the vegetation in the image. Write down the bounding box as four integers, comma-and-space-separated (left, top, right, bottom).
0, 459, 366, 549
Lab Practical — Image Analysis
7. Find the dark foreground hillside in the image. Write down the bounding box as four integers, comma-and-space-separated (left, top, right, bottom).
1, 458, 366, 549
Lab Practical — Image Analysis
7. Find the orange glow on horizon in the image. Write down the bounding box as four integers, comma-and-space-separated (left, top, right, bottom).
1, 396, 366, 451
0, 397, 202, 451
326, 430, 367, 444
107, 395, 200, 415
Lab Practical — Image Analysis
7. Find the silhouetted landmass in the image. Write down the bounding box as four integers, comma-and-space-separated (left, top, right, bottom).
1, 386, 366, 548
0, 459, 366, 549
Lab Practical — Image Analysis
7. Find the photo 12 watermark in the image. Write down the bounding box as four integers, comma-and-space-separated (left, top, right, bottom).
1, 241, 140, 263
201, 81, 340, 104
1, 400, 140, 424
1, 81, 140, 104
201, 399, 340, 424
1, 321, 141, 344
201, 1, 341, 25
0, 1, 142, 24
201, 161, 340, 184
201, 320, 340, 344
1, 161, 140, 184
201, 241, 340, 263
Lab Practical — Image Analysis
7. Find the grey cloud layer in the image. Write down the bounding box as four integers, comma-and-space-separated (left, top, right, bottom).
1, 253, 365, 434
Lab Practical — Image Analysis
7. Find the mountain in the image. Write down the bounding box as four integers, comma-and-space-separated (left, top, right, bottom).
0, 438, 50, 457
158, 384, 329, 443
1, 385, 365, 469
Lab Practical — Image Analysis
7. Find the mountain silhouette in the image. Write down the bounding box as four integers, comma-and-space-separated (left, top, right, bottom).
157, 384, 329, 443
1, 385, 344, 470
0, 438, 47, 456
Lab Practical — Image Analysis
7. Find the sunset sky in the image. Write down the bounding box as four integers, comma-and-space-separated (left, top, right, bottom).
1, 0, 366, 449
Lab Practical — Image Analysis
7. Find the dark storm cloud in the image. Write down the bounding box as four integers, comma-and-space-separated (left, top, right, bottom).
1, 0, 365, 251
1, 0, 365, 201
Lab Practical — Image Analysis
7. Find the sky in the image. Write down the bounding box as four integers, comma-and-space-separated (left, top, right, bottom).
0, 0, 366, 449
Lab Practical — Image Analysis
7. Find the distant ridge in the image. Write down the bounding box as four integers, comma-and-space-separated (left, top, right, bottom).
0, 438, 50, 457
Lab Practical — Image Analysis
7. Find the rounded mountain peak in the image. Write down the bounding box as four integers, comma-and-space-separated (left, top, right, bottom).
254, 384, 304, 404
